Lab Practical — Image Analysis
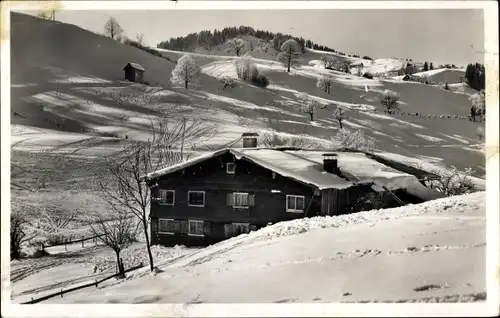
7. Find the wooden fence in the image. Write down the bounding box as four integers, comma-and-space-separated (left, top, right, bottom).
41, 234, 106, 252
20, 263, 145, 304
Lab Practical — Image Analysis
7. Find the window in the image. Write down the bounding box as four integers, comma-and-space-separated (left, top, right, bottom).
227, 193, 255, 208
159, 190, 175, 205
158, 219, 176, 235
232, 223, 250, 235
188, 191, 205, 207
226, 163, 236, 174
286, 195, 305, 213
188, 220, 204, 236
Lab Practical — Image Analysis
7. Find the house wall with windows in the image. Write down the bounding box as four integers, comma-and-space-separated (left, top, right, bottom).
149, 152, 321, 247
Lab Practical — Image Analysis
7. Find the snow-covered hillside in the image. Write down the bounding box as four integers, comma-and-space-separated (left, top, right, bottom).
42, 192, 486, 304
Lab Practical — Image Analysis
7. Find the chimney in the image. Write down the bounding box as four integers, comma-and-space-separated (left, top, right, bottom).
322, 153, 340, 175
242, 132, 259, 148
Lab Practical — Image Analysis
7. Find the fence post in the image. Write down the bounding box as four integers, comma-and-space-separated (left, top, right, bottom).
95, 279, 98, 288
61, 289, 63, 298
65, 239, 67, 252
82, 236, 84, 247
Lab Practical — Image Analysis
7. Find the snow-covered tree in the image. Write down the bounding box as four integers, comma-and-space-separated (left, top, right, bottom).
227, 38, 247, 56
104, 17, 123, 40
379, 89, 400, 114
333, 105, 347, 129
277, 39, 302, 73
171, 54, 201, 89
316, 75, 334, 94
320, 55, 335, 69
470, 90, 485, 121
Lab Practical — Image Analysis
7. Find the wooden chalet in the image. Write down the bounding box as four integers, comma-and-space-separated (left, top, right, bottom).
123, 62, 145, 83
144, 134, 443, 247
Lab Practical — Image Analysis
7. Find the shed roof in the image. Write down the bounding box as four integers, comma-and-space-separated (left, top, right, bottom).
123, 63, 145, 71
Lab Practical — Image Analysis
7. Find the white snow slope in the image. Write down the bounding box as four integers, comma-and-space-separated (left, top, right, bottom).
44, 192, 486, 304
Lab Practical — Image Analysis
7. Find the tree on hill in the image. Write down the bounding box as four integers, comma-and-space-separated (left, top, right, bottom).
104, 16, 124, 40
227, 38, 247, 56
136, 33, 144, 46
423, 62, 429, 72
444, 81, 450, 90
171, 54, 201, 89
277, 39, 302, 73
320, 55, 336, 69
429, 62, 434, 70
299, 95, 326, 121
333, 105, 347, 129
465, 63, 485, 91
317, 75, 334, 94
405, 63, 415, 75
470, 90, 485, 121
380, 89, 400, 114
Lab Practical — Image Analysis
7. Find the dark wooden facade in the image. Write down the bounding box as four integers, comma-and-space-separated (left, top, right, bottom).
148, 150, 370, 247
123, 63, 145, 83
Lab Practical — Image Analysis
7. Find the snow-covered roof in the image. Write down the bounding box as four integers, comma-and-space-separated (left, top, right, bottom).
145, 148, 355, 190
124, 63, 145, 71
284, 151, 420, 191
144, 148, 442, 192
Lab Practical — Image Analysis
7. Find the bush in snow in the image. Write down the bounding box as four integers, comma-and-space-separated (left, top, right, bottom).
320, 55, 336, 69
234, 56, 269, 88
425, 166, 476, 197
331, 128, 376, 152
261, 132, 314, 149
170, 54, 201, 89
219, 76, 236, 91
379, 89, 400, 114
10, 210, 36, 260
316, 75, 334, 94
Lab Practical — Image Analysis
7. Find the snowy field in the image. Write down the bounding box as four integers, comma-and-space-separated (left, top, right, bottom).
37, 192, 486, 304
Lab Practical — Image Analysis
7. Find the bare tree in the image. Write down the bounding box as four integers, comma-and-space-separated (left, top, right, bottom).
171, 54, 201, 89
10, 210, 36, 260
299, 95, 326, 121
97, 112, 216, 272
219, 76, 236, 91
477, 126, 485, 141
89, 212, 138, 278
316, 75, 334, 94
343, 60, 352, 74
380, 89, 401, 114
277, 39, 302, 73
320, 55, 336, 69
333, 104, 347, 129
104, 16, 124, 40
227, 38, 247, 57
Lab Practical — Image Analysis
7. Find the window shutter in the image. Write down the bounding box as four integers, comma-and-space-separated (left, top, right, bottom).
151, 218, 158, 232
226, 193, 234, 206
180, 220, 189, 234
249, 194, 255, 207
174, 220, 181, 233
203, 221, 211, 235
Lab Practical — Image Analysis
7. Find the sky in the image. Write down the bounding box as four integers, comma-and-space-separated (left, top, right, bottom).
26, 8, 484, 66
